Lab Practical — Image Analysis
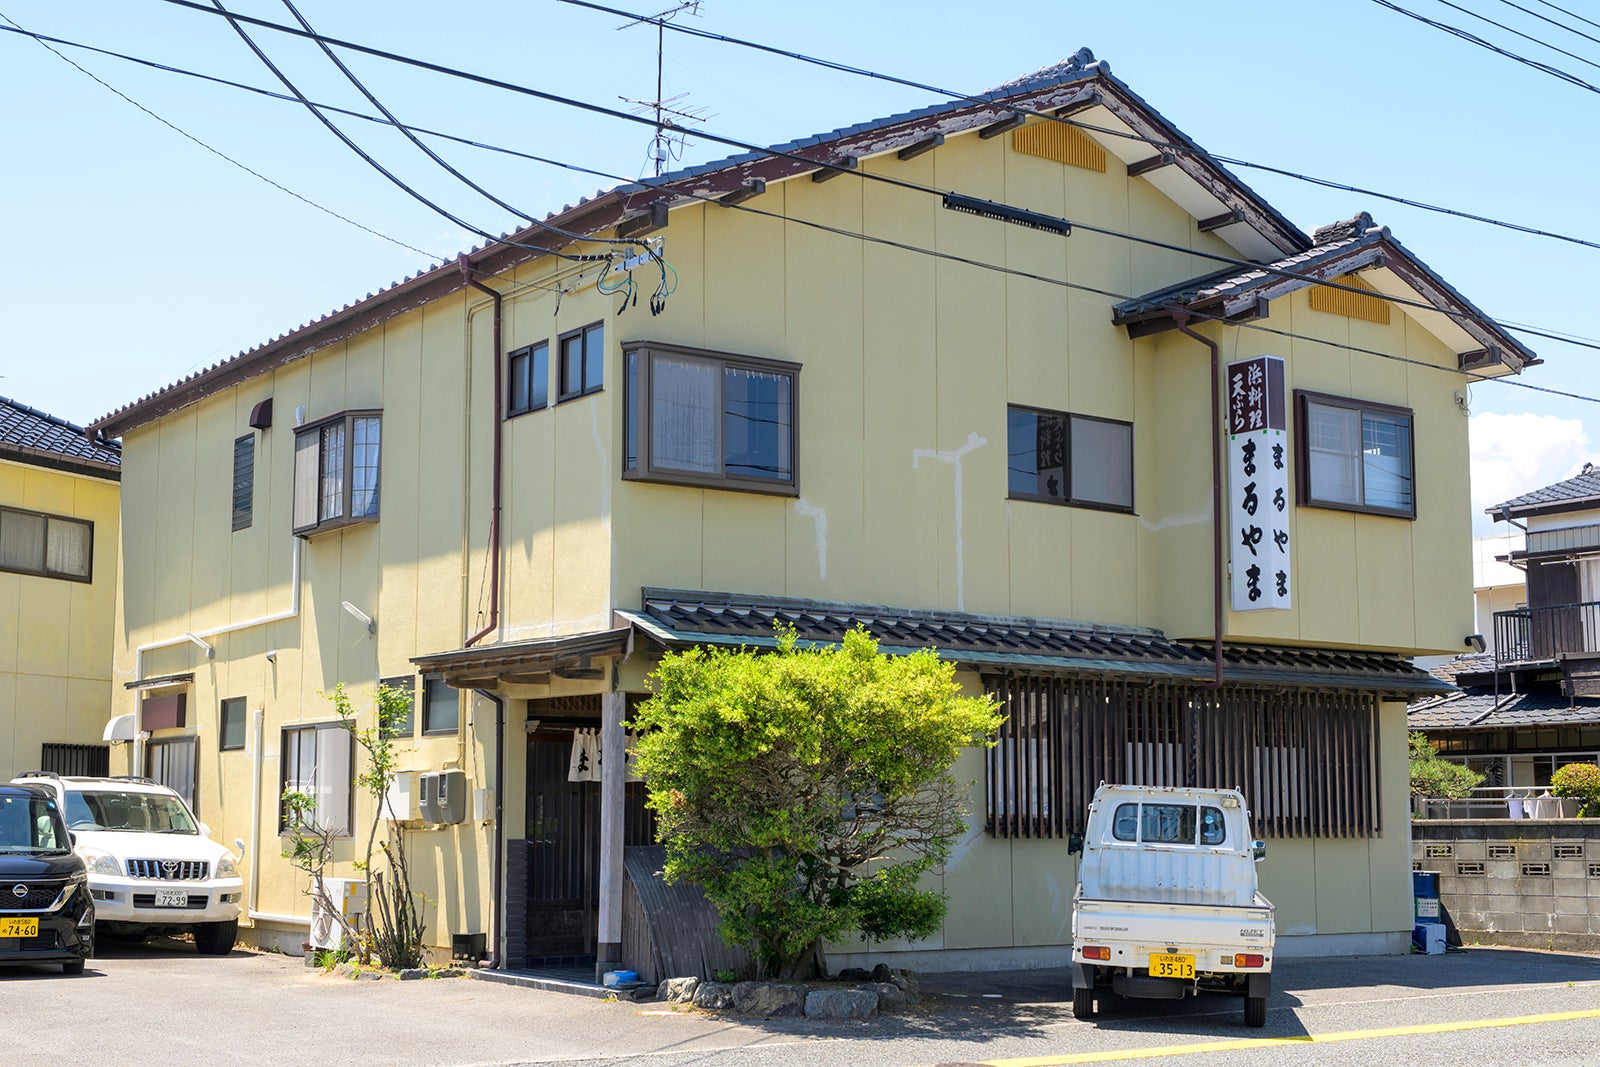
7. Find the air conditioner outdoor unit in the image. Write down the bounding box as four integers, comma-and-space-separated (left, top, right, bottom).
383, 770, 416, 822
309, 876, 369, 951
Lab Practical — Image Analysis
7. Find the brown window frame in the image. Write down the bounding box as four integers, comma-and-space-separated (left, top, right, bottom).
278, 721, 355, 836
1294, 390, 1416, 520
622, 340, 801, 497
0, 505, 93, 584
379, 675, 417, 740
292, 409, 382, 536
1005, 405, 1135, 514
507, 341, 549, 418
421, 674, 460, 736
557, 321, 605, 402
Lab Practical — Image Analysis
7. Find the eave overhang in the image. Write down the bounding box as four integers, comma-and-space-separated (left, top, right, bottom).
412, 627, 633, 689
89, 50, 1319, 439
1111, 215, 1537, 374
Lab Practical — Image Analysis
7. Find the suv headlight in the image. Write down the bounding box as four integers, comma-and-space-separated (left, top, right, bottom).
215, 855, 238, 879
77, 846, 121, 876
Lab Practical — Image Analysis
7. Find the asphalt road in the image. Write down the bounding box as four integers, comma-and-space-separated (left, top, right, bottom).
2, 939, 1597, 1067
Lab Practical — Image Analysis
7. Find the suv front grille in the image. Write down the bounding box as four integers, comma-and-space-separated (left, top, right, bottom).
0, 881, 66, 912
127, 860, 209, 881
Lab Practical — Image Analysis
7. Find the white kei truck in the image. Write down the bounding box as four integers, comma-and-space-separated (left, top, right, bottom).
1068, 784, 1275, 1028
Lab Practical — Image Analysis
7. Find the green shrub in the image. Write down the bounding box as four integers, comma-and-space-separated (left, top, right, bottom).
1408, 732, 1483, 801
1551, 762, 1600, 817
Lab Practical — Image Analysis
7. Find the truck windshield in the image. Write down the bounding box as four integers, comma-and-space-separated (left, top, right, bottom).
0, 794, 70, 852
64, 791, 197, 834
1111, 802, 1227, 845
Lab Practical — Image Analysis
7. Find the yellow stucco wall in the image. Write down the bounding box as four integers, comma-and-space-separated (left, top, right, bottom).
108, 112, 1481, 960
0, 457, 119, 781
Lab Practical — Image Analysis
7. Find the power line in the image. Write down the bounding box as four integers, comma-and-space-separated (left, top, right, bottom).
1432, 0, 1600, 72
204, 0, 618, 268
566, 0, 1600, 257
1367, 0, 1600, 95
9, 11, 1587, 399
0, 8, 438, 260
1492, 0, 1600, 49
1531, 0, 1600, 33
152, 0, 1571, 356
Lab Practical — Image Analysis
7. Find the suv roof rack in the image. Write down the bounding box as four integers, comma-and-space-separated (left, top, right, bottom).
109, 775, 158, 785
13, 770, 60, 780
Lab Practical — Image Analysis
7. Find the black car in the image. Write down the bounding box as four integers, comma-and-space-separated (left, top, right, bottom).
0, 783, 94, 974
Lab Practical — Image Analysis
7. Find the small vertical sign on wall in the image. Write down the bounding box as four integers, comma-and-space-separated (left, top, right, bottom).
1227, 356, 1290, 611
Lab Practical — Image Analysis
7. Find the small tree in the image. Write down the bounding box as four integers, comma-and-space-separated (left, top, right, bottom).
1408, 732, 1483, 802
631, 626, 1003, 979
282, 682, 427, 968
1551, 762, 1600, 817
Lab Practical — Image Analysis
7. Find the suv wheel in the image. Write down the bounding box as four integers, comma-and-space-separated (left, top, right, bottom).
195, 919, 237, 956
63, 958, 86, 975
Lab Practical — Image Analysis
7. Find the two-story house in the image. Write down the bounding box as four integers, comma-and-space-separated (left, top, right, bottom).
0, 397, 121, 780
89, 49, 1532, 974
1413, 468, 1600, 792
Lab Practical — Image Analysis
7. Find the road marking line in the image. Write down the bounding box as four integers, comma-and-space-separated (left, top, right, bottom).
955, 1008, 1600, 1066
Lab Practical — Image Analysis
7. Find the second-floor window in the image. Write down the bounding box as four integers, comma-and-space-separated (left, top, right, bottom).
0, 506, 92, 582
623, 342, 799, 494
232, 434, 254, 532
558, 322, 604, 401
1296, 392, 1414, 519
507, 341, 549, 417
1007, 405, 1133, 511
293, 411, 381, 535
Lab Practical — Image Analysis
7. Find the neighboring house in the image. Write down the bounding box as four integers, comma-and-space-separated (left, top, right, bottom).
1474, 528, 1525, 656
1412, 467, 1600, 793
89, 48, 1531, 971
0, 397, 121, 780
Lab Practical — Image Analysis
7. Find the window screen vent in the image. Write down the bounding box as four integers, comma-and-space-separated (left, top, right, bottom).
1456, 862, 1485, 876
1521, 862, 1551, 877
1488, 844, 1516, 859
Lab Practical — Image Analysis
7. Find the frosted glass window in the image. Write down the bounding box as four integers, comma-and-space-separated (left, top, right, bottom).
1070, 417, 1133, 509
1007, 406, 1133, 511
651, 356, 720, 474
0, 508, 91, 582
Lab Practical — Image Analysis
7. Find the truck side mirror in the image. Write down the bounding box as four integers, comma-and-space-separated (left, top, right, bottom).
1251, 839, 1266, 862
1068, 832, 1084, 855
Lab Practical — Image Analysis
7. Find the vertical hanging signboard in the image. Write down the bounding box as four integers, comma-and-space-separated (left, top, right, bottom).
1227, 356, 1290, 611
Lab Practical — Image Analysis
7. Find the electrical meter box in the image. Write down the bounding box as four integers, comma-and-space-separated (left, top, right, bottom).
418, 770, 467, 824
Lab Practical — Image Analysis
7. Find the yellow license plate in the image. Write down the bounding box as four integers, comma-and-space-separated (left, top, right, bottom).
1149, 952, 1194, 979
0, 917, 38, 938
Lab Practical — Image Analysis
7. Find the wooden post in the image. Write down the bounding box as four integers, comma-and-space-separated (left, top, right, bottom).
596, 690, 625, 982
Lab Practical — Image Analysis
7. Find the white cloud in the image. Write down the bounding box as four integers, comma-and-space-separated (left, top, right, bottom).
1469, 412, 1600, 529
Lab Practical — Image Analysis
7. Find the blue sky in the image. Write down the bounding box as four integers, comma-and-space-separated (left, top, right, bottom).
2, 1, 1594, 531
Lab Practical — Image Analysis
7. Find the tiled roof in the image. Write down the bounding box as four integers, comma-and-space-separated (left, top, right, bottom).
1408, 686, 1600, 730
89, 48, 1316, 439
1489, 464, 1600, 517
1424, 653, 1496, 687
0, 396, 121, 471
621, 588, 1453, 695
1112, 212, 1538, 369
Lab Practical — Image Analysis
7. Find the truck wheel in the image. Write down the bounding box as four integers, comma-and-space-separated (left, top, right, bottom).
1073, 986, 1095, 1019
1244, 994, 1267, 1028
195, 919, 237, 956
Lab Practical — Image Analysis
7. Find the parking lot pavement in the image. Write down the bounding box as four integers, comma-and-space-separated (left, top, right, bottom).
4, 939, 1598, 1067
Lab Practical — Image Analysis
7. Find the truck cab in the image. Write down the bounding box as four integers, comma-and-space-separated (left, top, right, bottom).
1070, 784, 1274, 1027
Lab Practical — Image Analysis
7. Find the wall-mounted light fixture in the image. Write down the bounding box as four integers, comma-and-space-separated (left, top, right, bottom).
341, 601, 376, 635
265, 649, 277, 663
1465, 634, 1487, 653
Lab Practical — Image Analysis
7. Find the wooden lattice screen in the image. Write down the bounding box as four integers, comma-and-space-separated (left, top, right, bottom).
984, 676, 1380, 839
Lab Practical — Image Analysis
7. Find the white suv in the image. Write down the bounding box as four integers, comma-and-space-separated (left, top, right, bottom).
11, 773, 243, 955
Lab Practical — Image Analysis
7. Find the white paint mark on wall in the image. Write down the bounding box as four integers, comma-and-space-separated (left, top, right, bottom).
793, 498, 829, 580
1137, 504, 1212, 532
913, 432, 986, 611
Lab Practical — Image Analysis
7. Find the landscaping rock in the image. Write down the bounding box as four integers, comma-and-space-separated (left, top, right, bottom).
889, 968, 919, 996
660, 976, 699, 1004
870, 963, 894, 983
866, 981, 911, 1013
436, 968, 465, 978
731, 981, 806, 1017
333, 963, 357, 978
836, 967, 872, 982
398, 968, 428, 981
357, 970, 384, 981
626, 984, 659, 1002
691, 981, 735, 1010
805, 989, 877, 1020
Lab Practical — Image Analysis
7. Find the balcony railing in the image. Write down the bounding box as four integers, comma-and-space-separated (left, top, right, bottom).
1413, 787, 1582, 820
1493, 600, 1600, 667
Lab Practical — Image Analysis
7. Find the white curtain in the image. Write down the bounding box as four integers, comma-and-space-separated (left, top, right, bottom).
651, 356, 719, 473
45, 519, 89, 578
1307, 403, 1360, 505
293, 431, 320, 529
0, 511, 44, 571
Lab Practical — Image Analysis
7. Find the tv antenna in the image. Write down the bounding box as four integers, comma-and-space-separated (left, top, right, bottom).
616, 2, 711, 177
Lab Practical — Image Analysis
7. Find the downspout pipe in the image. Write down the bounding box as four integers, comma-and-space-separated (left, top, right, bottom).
460, 256, 504, 649
1173, 314, 1225, 693
474, 690, 506, 969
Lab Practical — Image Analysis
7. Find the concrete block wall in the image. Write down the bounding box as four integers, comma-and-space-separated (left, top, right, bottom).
1412, 819, 1600, 952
